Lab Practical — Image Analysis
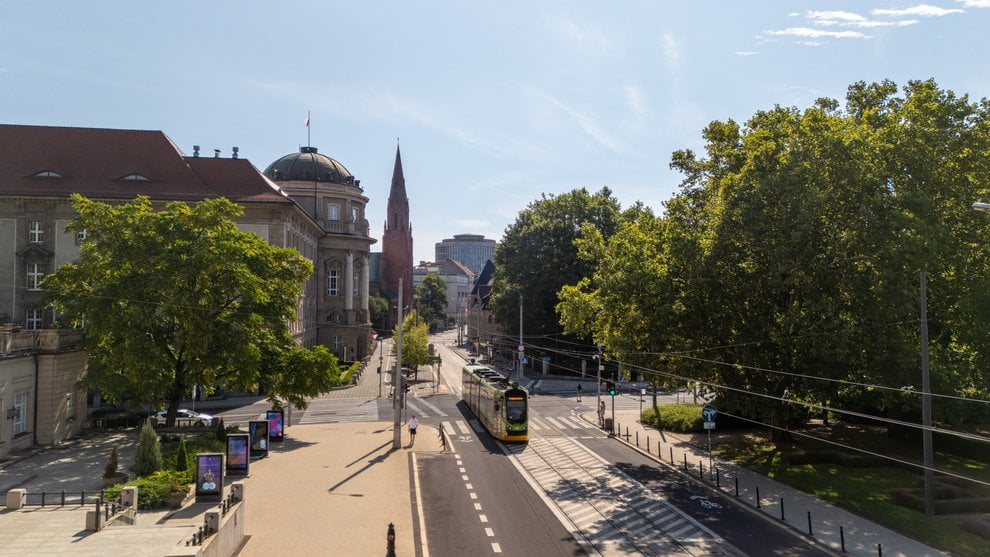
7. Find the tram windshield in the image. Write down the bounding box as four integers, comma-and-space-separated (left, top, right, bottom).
506, 397, 526, 423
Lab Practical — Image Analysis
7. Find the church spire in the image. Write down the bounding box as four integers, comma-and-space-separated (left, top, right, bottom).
389, 144, 406, 200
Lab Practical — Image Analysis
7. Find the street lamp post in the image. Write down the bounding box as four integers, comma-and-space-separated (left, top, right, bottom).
502, 286, 524, 382
378, 336, 384, 398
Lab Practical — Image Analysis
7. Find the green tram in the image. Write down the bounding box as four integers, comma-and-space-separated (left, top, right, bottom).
461, 363, 529, 442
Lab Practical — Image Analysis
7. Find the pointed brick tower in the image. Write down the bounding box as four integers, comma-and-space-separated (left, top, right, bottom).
382, 145, 413, 323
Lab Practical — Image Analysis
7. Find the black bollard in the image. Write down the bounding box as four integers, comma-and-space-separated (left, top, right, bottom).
840, 526, 845, 552
878, 543, 882, 557
61, 490, 66, 506
41, 491, 46, 507
387, 522, 396, 557
647, 437, 651, 453
636, 431, 639, 447
683, 453, 688, 470
670, 446, 674, 463
734, 476, 739, 497
807, 511, 813, 536
756, 486, 761, 508
699, 461, 704, 479
780, 496, 785, 520
716, 468, 720, 487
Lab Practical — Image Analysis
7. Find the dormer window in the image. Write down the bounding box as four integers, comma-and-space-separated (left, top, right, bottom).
121, 173, 150, 182
31, 170, 63, 178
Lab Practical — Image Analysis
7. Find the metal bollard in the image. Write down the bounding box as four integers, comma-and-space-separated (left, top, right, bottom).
42, 491, 46, 507
699, 460, 704, 479
81, 490, 85, 506
807, 511, 813, 536
756, 487, 761, 508
683, 453, 688, 470
670, 446, 674, 463
780, 497, 785, 520
61, 490, 66, 506
734, 477, 739, 497
387, 522, 396, 557
878, 543, 882, 557
840, 526, 845, 552
635, 431, 639, 446
625, 426, 629, 440
716, 468, 720, 487
647, 437, 650, 453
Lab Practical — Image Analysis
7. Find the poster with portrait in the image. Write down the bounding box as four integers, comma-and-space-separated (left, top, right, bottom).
266, 409, 284, 442
195, 453, 224, 502
226, 433, 250, 476
248, 420, 269, 458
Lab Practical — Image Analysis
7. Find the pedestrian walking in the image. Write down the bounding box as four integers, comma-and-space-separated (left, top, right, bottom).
598, 400, 606, 427
576, 383, 583, 402
408, 415, 419, 446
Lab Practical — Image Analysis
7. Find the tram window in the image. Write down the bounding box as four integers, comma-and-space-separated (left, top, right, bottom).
506, 397, 526, 422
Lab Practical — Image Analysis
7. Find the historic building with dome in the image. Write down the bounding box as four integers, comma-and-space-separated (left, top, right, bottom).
263, 146, 376, 360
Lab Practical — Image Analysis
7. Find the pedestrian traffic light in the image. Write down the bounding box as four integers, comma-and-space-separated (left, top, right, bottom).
607, 380, 616, 396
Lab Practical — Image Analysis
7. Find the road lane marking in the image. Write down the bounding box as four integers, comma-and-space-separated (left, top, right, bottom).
469, 493, 477, 500
406, 400, 425, 415
485, 528, 494, 537
475, 503, 482, 510
412, 452, 430, 557
456, 420, 471, 434
459, 467, 466, 472
466, 483, 473, 490
491, 542, 502, 553
479, 514, 488, 523
544, 416, 565, 428
461, 475, 469, 481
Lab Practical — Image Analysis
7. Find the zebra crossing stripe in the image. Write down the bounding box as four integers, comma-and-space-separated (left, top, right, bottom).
442, 421, 456, 435
668, 523, 696, 537
456, 420, 471, 434
406, 400, 425, 415
544, 416, 565, 429
523, 380, 536, 389
415, 398, 448, 416
528, 418, 543, 430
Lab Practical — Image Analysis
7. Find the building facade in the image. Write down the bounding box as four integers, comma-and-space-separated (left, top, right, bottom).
435, 234, 496, 275
264, 146, 377, 360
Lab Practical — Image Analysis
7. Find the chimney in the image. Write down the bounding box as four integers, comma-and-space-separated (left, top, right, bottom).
193, 145, 200, 158
213, 149, 221, 159
232, 147, 239, 159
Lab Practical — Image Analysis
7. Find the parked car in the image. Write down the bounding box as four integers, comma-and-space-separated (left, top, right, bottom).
152, 409, 215, 427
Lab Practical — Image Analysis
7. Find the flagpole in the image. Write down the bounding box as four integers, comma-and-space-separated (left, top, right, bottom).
307, 110, 311, 147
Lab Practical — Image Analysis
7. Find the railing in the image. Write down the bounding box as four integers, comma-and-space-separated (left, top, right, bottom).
3, 489, 104, 507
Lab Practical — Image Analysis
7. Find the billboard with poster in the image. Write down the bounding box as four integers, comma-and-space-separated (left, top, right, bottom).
195, 453, 224, 503
248, 420, 269, 458
266, 409, 284, 442
226, 433, 250, 476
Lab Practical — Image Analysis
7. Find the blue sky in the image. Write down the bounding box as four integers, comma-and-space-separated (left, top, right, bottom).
2, 1, 988, 263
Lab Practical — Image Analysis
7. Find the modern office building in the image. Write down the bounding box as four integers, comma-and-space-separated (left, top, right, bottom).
435, 234, 496, 275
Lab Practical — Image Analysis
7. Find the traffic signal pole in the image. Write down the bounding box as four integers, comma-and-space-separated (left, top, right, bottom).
392, 279, 404, 450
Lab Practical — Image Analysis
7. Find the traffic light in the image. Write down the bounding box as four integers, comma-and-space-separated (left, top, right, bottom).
607, 380, 616, 396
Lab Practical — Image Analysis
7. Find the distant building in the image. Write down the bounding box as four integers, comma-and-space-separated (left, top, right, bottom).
413, 259, 475, 326
435, 234, 496, 275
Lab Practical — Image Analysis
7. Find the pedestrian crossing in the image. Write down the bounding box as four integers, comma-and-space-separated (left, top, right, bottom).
504, 436, 738, 556
297, 398, 381, 424
529, 414, 597, 432
405, 397, 447, 417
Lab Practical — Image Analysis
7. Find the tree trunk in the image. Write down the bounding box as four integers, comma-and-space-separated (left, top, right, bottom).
166, 368, 186, 428
651, 384, 659, 411
769, 412, 793, 444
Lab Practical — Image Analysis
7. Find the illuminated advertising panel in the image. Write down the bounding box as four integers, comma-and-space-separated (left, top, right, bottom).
226, 433, 250, 476
248, 420, 269, 458
195, 453, 224, 502
266, 409, 284, 442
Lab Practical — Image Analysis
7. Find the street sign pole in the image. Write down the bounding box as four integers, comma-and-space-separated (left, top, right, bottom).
702, 403, 717, 474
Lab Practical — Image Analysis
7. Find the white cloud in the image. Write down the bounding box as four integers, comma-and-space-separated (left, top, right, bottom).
767, 27, 871, 39
796, 40, 824, 46
660, 32, 682, 70
788, 12, 801, 16
871, 4, 963, 16
623, 86, 648, 124
957, 0, 990, 6
806, 10, 919, 27
735, 50, 760, 56
526, 85, 632, 157
754, 34, 775, 44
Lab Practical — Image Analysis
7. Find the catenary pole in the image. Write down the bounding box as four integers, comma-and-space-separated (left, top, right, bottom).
393, 278, 404, 450
920, 271, 935, 516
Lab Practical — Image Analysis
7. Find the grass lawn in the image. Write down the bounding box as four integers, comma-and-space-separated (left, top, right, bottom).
715, 427, 990, 557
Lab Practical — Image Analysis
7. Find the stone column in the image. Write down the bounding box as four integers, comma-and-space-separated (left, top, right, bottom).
360, 255, 369, 313
344, 250, 354, 312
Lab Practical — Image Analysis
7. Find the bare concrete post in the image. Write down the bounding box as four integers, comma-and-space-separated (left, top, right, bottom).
121, 486, 138, 508
231, 481, 245, 503
5, 488, 27, 510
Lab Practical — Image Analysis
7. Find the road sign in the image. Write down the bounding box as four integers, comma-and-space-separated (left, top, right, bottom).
704, 421, 716, 430
701, 403, 717, 422
518, 345, 525, 352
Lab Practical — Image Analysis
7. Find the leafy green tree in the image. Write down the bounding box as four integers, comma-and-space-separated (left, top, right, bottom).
44, 195, 339, 426
414, 273, 448, 331
135, 419, 163, 477
495, 187, 622, 354
395, 313, 430, 378
369, 291, 391, 332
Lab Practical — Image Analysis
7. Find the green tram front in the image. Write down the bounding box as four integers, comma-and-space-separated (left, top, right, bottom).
461, 363, 528, 442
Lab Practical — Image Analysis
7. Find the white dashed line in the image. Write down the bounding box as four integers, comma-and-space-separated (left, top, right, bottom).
491, 542, 502, 553
456, 420, 471, 434
479, 514, 488, 523
485, 527, 494, 537
466, 483, 473, 490
474, 503, 482, 510
461, 475, 469, 481
469, 493, 478, 500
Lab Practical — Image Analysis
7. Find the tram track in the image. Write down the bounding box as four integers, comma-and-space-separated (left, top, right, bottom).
500, 426, 745, 556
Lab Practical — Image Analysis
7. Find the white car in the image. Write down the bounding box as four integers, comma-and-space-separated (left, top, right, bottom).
153, 409, 215, 427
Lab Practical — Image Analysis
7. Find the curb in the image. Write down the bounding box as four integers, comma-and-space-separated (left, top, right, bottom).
578, 412, 845, 557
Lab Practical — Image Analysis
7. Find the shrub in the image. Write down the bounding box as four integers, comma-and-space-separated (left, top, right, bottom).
135, 419, 163, 476
641, 404, 703, 432
340, 361, 361, 384
104, 470, 188, 509
103, 447, 120, 478
174, 436, 189, 472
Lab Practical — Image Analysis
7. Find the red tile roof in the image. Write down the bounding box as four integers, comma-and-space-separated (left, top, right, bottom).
0, 124, 291, 206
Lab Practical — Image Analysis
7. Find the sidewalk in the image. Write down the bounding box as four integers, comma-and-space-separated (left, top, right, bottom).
239, 420, 441, 556
586, 408, 950, 557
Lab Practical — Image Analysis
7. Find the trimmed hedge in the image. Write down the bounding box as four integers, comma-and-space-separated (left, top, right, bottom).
105, 470, 187, 509
340, 361, 360, 385
641, 404, 703, 433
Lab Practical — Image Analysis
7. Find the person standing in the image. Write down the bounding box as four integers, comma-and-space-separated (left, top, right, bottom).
576, 383, 583, 402
598, 400, 606, 427
408, 415, 419, 446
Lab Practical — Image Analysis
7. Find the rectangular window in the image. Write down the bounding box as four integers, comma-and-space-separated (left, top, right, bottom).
28, 221, 43, 243
351, 206, 359, 222
13, 392, 28, 436
26, 263, 44, 290
327, 269, 340, 296
327, 204, 340, 222
25, 309, 42, 330
332, 336, 341, 350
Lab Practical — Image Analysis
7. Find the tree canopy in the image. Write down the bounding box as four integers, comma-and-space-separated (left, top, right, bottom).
558, 79, 990, 438
44, 195, 341, 424
414, 273, 448, 332
494, 187, 622, 355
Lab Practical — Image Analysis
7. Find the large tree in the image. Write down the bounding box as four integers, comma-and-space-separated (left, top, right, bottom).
559, 79, 990, 440
414, 273, 448, 332
395, 313, 430, 379
45, 195, 341, 425
494, 187, 621, 358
